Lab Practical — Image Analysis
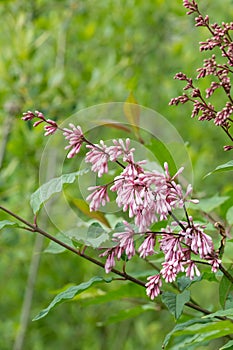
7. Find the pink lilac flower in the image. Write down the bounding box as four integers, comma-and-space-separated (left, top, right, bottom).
86, 185, 109, 211
85, 140, 109, 177
138, 233, 156, 258
99, 248, 122, 273
185, 261, 201, 280
22, 110, 46, 121
110, 157, 144, 208
184, 219, 214, 258
22, 110, 36, 121
99, 222, 136, 273
209, 257, 221, 273
111, 161, 158, 231
112, 221, 136, 260
22, 111, 58, 136
63, 123, 84, 158
111, 161, 194, 231
44, 119, 58, 136
224, 145, 233, 151
145, 274, 162, 300
154, 190, 172, 220
33, 120, 44, 127
106, 138, 134, 161
161, 260, 185, 283
160, 233, 185, 262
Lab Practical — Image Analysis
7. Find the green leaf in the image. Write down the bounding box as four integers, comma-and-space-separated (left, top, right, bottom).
205, 161, 233, 178
0, 220, 18, 229
202, 307, 233, 319
189, 195, 229, 213
177, 275, 202, 292
63, 223, 109, 248
44, 233, 74, 254
32, 276, 112, 321
226, 207, 233, 225
220, 340, 233, 349
163, 319, 233, 349
76, 281, 147, 306
30, 169, 88, 214
202, 271, 218, 282
146, 138, 177, 176
69, 197, 111, 228
219, 266, 233, 308
99, 304, 155, 325
86, 222, 109, 248
173, 320, 233, 344
225, 294, 233, 309
162, 318, 207, 349
162, 290, 190, 319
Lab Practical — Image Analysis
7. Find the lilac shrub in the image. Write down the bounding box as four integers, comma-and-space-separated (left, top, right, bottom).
2, 1, 233, 347
21, 110, 222, 300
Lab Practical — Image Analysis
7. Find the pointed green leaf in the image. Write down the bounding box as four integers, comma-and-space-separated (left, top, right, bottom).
86, 222, 109, 248
189, 195, 229, 213
219, 266, 233, 308
202, 307, 233, 319
30, 169, 89, 214
220, 339, 233, 349
162, 290, 190, 319
76, 281, 147, 306
162, 318, 207, 349
204, 161, 233, 178
70, 197, 111, 228
174, 320, 233, 335
146, 138, 177, 176
173, 320, 233, 345
0, 220, 18, 229
33, 276, 112, 321
177, 275, 202, 292
63, 223, 109, 248
163, 319, 233, 349
99, 304, 155, 326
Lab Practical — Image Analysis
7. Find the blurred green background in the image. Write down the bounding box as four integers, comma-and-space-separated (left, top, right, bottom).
1, 0, 233, 349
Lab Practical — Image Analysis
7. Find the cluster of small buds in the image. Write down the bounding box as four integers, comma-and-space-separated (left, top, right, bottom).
22, 111, 58, 136
169, 0, 233, 150
21, 111, 221, 300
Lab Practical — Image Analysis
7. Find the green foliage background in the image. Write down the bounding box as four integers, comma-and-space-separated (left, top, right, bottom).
1, 0, 233, 349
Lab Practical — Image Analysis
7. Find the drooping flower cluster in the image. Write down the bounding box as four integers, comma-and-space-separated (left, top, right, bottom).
21, 110, 221, 300
169, 0, 233, 150
145, 217, 221, 300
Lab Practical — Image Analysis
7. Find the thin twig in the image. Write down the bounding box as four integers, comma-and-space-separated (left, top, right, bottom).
1, 205, 233, 320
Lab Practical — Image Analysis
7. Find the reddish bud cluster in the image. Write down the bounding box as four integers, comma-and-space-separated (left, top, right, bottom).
170, 1, 233, 150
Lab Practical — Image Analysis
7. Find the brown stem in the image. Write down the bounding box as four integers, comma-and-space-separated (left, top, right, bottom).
1, 205, 232, 320
0, 205, 144, 288
219, 264, 233, 284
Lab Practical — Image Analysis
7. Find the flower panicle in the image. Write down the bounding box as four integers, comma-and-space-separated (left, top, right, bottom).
169, 2, 233, 148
